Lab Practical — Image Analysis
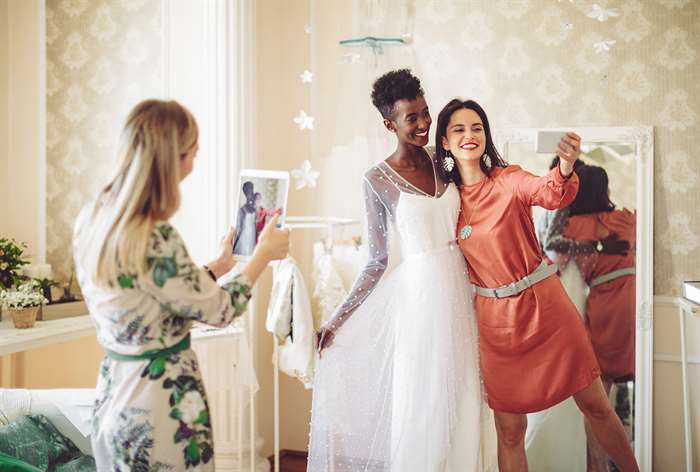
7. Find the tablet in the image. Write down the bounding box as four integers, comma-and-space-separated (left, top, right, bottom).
232, 169, 290, 260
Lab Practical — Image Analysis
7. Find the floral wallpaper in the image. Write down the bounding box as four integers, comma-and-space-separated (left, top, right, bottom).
322, 0, 698, 296
46, 0, 163, 281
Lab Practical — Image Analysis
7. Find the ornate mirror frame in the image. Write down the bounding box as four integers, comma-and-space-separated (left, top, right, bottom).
498, 126, 654, 471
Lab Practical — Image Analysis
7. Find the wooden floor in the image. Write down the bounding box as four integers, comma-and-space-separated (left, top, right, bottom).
268, 450, 308, 472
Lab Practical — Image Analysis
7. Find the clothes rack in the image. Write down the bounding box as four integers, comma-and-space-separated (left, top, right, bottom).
269, 216, 359, 472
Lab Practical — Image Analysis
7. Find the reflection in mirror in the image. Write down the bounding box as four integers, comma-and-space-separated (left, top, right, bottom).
506, 137, 637, 472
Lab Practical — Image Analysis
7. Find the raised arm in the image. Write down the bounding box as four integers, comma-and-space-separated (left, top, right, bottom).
511, 164, 580, 210
142, 218, 288, 328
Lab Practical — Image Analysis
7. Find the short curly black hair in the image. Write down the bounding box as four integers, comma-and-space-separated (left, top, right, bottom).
371, 69, 424, 120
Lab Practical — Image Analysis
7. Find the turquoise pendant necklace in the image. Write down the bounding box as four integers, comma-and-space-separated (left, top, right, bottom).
459, 225, 473, 240
459, 178, 488, 240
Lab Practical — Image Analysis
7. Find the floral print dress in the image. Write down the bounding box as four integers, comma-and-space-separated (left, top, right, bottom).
74, 219, 252, 471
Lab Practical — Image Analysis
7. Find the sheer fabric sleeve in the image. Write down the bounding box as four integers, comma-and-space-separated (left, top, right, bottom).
323, 177, 391, 333
139, 222, 253, 328
508, 165, 580, 210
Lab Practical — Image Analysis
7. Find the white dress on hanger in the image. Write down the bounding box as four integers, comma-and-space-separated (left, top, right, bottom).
308, 155, 497, 472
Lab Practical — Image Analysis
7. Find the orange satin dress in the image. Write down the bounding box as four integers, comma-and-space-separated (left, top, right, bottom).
457, 165, 600, 414
565, 209, 636, 382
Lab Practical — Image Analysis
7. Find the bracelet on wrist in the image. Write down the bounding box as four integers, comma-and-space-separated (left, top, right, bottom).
202, 265, 217, 281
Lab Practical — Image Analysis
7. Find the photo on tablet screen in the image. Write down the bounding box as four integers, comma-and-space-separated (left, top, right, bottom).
233, 170, 289, 259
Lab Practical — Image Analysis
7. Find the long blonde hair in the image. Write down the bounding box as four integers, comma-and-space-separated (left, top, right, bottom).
77, 99, 198, 286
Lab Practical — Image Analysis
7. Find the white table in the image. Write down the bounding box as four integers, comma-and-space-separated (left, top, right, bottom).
0, 315, 94, 357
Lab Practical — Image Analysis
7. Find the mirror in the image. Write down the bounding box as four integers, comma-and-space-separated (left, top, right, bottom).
499, 127, 654, 472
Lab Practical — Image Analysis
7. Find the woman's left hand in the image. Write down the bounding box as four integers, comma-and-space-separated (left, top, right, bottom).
557, 132, 581, 176
206, 226, 237, 279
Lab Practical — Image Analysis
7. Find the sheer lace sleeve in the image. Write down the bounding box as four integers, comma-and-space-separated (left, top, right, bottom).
323, 171, 397, 334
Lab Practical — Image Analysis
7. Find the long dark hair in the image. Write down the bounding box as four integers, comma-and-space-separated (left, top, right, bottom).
435, 99, 507, 186
568, 165, 616, 216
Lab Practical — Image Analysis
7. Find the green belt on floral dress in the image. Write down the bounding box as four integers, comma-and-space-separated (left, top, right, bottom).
104, 334, 191, 362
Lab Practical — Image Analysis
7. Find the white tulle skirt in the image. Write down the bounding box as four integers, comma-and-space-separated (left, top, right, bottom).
308, 245, 497, 472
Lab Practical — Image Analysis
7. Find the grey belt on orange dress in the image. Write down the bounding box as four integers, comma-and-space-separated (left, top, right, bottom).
473, 260, 558, 299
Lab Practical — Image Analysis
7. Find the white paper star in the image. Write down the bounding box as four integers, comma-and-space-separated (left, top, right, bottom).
293, 110, 315, 130
587, 4, 620, 22
593, 39, 616, 53
300, 69, 314, 84
304, 24, 312, 34
291, 160, 321, 189
563, 22, 574, 31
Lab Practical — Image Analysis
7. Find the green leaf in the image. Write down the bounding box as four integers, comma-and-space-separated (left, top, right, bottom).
118, 274, 134, 289
186, 439, 201, 462
194, 409, 209, 425
152, 258, 178, 287
148, 357, 166, 379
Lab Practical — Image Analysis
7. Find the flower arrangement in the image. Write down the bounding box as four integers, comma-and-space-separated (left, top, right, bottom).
0, 238, 30, 289
0, 282, 48, 328
0, 282, 48, 309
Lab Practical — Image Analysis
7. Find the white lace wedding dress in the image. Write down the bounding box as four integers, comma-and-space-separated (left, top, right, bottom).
308, 155, 497, 472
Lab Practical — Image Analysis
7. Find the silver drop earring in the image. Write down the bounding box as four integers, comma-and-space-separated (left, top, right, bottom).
443, 150, 455, 172
482, 152, 491, 168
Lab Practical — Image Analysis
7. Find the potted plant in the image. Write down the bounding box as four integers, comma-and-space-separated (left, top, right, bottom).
34, 277, 59, 304
0, 238, 30, 289
0, 282, 48, 328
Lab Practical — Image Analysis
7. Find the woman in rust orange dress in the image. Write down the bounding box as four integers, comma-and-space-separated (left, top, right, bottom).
564, 164, 636, 384
434, 98, 639, 472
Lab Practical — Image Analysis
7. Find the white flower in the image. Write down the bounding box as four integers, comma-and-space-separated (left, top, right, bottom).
576, 33, 612, 74
593, 39, 616, 53
293, 110, 315, 130
0, 263, 7, 270
291, 160, 321, 190
178, 391, 206, 424
0, 283, 48, 309
587, 4, 620, 22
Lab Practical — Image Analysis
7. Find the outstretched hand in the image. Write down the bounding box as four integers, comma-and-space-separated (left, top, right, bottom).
557, 132, 581, 176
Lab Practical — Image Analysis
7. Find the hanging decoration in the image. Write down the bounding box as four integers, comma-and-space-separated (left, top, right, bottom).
291, 160, 321, 189
587, 4, 620, 22
593, 39, 617, 53
293, 110, 315, 130
300, 69, 314, 84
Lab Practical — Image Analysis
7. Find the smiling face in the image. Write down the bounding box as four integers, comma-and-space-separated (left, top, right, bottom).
385, 95, 432, 147
441, 108, 485, 162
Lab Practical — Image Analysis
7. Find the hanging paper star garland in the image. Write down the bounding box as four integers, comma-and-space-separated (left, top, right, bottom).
300, 69, 314, 84
291, 160, 321, 189
293, 110, 314, 130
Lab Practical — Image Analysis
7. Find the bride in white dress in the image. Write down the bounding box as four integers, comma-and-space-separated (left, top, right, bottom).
308, 70, 495, 472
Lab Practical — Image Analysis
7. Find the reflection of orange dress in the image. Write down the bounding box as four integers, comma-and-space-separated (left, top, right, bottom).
457, 166, 600, 414
565, 210, 636, 382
